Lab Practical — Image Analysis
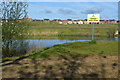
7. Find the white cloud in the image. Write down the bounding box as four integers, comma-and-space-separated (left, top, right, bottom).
81, 7, 103, 14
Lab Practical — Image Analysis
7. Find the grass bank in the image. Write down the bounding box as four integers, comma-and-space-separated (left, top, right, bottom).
29, 41, 118, 59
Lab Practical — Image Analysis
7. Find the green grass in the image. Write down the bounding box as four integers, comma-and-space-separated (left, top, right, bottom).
23, 22, 118, 37
29, 41, 118, 59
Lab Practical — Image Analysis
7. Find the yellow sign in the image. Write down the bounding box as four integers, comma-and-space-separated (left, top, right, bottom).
87, 14, 100, 22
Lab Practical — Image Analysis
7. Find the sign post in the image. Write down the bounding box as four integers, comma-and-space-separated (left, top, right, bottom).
87, 14, 100, 40
92, 23, 94, 40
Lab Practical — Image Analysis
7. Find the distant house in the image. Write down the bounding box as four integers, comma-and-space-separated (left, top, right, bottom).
23, 18, 37, 21
44, 19, 50, 23
44, 19, 49, 21
67, 19, 72, 21
99, 20, 105, 24
67, 19, 72, 24
83, 19, 89, 24
77, 20, 83, 24
58, 21, 63, 24
110, 20, 118, 24
102, 20, 118, 24
32, 19, 41, 21
53, 19, 58, 22
68, 21, 73, 24
62, 20, 68, 24
53, 19, 61, 24
73, 20, 77, 24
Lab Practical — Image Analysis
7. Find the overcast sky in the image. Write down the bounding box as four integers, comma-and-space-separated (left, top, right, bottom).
28, 2, 118, 20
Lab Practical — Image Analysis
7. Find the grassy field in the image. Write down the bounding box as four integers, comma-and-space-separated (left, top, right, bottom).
2, 22, 119, 78
23, 22, 118, 37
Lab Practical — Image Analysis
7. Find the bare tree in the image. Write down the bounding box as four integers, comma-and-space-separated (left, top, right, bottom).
2, 2, 28, 20
2, 1, 29, 57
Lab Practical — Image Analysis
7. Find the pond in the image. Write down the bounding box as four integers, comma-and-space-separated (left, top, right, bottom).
2, 36, 119, 57
24, 36, 119, 52
27, 39, 91, 49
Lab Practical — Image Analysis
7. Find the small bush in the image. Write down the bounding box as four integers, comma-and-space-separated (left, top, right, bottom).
89, 40, 97, 44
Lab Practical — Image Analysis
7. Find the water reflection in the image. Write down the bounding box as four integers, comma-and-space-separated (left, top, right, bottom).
2, 40, 29, 58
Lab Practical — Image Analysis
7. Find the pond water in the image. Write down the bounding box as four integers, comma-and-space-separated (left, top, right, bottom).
27, 39, 91, 49
25, 37, 119, 51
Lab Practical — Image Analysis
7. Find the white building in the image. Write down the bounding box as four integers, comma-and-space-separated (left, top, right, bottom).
59, 21, 63, 24
77, 21, 83, 24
